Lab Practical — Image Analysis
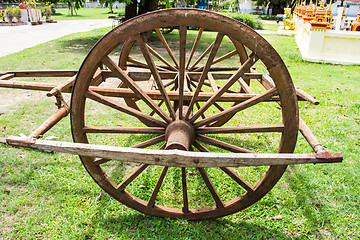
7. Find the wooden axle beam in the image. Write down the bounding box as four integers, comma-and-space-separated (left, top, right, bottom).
3, 136, 343, 168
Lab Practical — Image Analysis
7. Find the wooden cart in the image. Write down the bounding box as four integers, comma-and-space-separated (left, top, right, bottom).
0, 9, 342, 220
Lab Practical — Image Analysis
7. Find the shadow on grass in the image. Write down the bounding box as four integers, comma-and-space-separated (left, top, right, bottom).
283, 166, 333, 236
56, 34, 107, 55
89, 211, 294, 239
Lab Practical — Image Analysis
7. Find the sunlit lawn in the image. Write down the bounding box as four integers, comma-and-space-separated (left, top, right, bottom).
0, 22, 359, 239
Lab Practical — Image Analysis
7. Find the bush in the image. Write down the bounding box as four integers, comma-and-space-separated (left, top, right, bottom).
219, 0, 235, 9
259, 15, 279, 20
228, 12, 263, 29
5, 7, 14, 22
13, 7, 22, 22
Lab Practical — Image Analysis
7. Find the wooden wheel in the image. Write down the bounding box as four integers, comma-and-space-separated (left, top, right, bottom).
70, 9, 298, 220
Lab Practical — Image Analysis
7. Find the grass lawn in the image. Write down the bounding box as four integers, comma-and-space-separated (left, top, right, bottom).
0, 23, 359, 239
52, 8, 125, 20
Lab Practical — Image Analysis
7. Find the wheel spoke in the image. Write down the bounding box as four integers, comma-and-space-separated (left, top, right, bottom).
117, 164, 149, 191
83, 126, 165, 134
102, 56, 171, 123
131, 135, 165, 148
186, 28, 204, 69
190, 53, 259, 123
197, 167, 224, 208
155, 28, 179, 68
147, 166, 169, 207
207, 73, 218, 92
196, 134, 254, 153
220, 167, 254, 192
146, 44, 178, 71
238, 77, 253, 94
86, 90, 166, 127
194, 87, 278, 128
195, 101, 206, 120
136, 34, 176, 120
196, 124, 285, 134
193, 50, 237, 72
189, 42, 214, 71
127, 57, 168, 72
93, 157, 111, 166
178, 26, 187, 119
185, 33, 224, 120
181, 167, 189, 213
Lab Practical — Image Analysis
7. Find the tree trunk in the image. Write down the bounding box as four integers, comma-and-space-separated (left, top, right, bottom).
125, 0, 138, 20
138, 0, 159, 15
70, 2, 74, 16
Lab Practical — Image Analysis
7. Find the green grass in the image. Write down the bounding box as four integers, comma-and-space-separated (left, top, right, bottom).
0, 24, 360, 239
51, 8, 125, 20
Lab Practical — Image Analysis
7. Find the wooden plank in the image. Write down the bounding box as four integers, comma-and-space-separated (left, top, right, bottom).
47, 75, 77, 97
0, 79, 282, 102
10, 70, 77, 77
196, 124, 284, 134
0, 73, 14, 80
83, 126, 164, 134
5, 136, 343, 167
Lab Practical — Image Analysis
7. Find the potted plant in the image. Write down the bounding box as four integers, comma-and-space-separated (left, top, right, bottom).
5, 7, 14, 23
13, 7, 22, 23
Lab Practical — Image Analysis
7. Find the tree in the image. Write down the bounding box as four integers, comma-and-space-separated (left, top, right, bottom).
255, 0, 296, 15
125, 0, 159, 20
60, 0, 85, 15
99, 0, 116, 13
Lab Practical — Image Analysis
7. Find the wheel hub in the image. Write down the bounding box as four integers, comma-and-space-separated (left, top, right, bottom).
165, 120, 195, 151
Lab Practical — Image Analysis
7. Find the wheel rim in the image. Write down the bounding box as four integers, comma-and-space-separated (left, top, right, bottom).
71, 9, 298, 220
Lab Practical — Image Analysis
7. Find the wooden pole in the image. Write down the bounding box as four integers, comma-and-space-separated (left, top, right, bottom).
4, 136, 342, 168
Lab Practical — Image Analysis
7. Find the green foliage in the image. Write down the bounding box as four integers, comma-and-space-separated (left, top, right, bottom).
60, 0, 85, 15
226, 12, 263, 29
99, 0, 116, 13
255, 0, 296, 9
219, 0, 235, 8
259, 14, 279, 20
5, 7, 14, 22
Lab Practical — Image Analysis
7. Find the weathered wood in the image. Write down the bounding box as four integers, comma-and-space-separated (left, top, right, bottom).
155, 28, 179, 68
136, 34, 176, 120
197, 167, 224, 208
295, 87, 319, 105
86, 90, 167, 127
5, 136, 343, 167
299, 117, 324, 153
0, 73, 14, 80
83, 126, 165, 134
29, 102, 70, 138
196, 125, 284, 134
185, 33, 224, 120
190, 53, 259, 123
193, 50, 237, 72
178, 26, 187, 119
47, 75, 77, 97
102, 56, 171, 123
147, 166, 168, 207
146, 44, 178, 71
189, 42, 214, 71
181, 167, 189, 213
8, 70, 78, 77
196, 134, 254, 153
186, 27, 204, 69
194, 87, 278, 128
